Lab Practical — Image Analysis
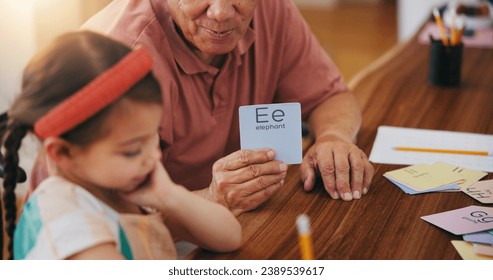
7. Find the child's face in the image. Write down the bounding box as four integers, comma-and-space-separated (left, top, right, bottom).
67, 100, 163, 192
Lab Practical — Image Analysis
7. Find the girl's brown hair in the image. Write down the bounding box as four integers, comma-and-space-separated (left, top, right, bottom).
0, 31, 162, 259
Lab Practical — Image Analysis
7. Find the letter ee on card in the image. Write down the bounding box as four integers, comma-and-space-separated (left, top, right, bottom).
421, 205, 493, 235
239, 103, 302, 164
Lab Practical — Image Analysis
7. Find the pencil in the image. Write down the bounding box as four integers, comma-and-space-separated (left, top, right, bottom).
296, 214, 314, 260
394, 147, 493, 157
452, 15, 466, 46
450, 9, 457, 45
433, 8, 449, 46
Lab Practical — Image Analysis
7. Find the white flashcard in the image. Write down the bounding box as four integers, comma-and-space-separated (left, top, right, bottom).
239, 103, 302, 164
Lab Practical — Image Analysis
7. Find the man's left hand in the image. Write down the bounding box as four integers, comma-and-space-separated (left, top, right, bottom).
300, 134, 373, 201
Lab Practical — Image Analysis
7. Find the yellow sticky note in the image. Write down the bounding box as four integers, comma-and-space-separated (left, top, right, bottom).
451, 240, 493, 260
431, 162, 487, 189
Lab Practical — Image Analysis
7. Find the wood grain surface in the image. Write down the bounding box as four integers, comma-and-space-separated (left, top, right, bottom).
189, 36, 493, 260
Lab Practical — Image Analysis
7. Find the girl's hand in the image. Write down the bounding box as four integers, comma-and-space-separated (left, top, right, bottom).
119, 162, 178, 210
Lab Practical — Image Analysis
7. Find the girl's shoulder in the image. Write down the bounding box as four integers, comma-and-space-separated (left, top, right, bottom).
15, 176, 177, 260
14, 176, 119, 260
32, 176, 117, 218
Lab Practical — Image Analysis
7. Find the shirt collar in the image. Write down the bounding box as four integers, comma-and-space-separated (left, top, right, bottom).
152, 0, 255, 75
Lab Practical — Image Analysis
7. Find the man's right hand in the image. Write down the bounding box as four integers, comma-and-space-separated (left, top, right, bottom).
203, 149, 287, 216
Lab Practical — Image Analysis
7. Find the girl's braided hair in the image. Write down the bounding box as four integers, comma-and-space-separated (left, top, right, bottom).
0, 31, 162, 259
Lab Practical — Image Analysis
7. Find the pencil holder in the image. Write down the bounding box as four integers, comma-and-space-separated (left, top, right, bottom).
428, 39, 463, 87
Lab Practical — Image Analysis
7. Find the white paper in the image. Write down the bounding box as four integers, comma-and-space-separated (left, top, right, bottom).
369, 126, 493, 172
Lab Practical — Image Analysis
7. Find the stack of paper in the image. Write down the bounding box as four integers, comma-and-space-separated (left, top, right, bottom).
383, 162, 487, 195
451, 240, 493, 260
463, 230, 493, 256
421, 205, 493, 260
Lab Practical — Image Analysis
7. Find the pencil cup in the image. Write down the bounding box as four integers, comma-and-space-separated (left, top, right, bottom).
428, 39, 463, 87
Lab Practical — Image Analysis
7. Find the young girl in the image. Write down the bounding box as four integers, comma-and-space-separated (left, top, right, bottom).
0, 31, 241, 260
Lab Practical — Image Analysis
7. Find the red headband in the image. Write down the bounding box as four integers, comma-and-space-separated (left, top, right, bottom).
34, 47, 153, 139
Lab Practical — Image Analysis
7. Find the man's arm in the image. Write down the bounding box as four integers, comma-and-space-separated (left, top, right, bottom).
309, 90, 361, 143
301, 91, 374, 201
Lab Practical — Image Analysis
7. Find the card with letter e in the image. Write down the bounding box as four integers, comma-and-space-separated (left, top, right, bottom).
239, 102, 302, 164
421, 205, 493, 235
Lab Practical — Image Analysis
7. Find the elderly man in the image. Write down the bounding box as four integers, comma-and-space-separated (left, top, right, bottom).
83, 0, 374, 215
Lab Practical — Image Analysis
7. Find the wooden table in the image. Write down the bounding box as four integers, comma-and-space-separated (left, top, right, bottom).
189, 36, 493, 260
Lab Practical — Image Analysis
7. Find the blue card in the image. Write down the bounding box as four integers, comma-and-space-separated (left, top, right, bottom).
386, 177, 459, 195
239, 103, 302, 164
463, 231, 493, 245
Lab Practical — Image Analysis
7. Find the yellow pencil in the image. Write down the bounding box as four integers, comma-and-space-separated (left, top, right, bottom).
455, 27, 465, 45
452, 15, 466, 46
433, 8, 449, 46
450, 9, 457, 45
296, 214, 314, 260
394, 147, 492, 156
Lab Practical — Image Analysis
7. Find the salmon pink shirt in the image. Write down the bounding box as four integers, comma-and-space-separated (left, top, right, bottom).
83, 0, 347, 190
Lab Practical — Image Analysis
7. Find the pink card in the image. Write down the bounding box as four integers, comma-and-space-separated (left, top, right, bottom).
462, 179, 493, 204
473, 243, 493, 257
421, 206, 493, 235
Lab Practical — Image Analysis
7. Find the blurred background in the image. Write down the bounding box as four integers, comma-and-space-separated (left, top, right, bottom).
0, 0, 111, 112
1, 0, 459, 112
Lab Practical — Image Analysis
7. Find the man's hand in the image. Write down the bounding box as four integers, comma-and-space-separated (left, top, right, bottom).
300, 134, 373, 201
204, 149, 287, 216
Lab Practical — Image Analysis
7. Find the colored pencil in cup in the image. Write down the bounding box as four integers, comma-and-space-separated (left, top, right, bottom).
451, 15, 466, 46
433, 8, 449, 45
450, 9, 457, 45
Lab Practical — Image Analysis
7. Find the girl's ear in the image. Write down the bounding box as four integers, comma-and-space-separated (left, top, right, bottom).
43, 137, 77, 169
